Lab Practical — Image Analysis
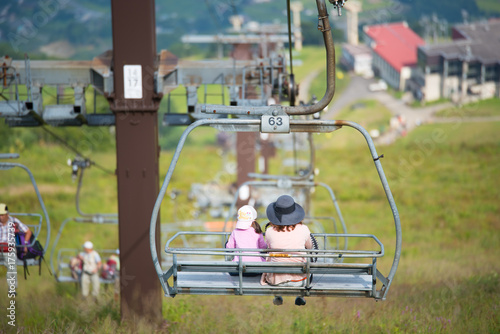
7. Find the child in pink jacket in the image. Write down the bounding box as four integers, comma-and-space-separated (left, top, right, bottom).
226, 205, 267, 274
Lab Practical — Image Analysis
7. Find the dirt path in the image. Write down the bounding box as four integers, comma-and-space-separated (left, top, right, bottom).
2, 183, 75, 197
302, 72, 498, 145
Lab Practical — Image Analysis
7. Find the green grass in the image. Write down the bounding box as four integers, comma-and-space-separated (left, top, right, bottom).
410, 97, 450, 108
313, 99, 393, 150
476, 0, 500, 13
305, 46, 350, 104
435, 98, 500, 117
1, 43, 499, 333
293, 46, 329, 83
1, 106, 499, 332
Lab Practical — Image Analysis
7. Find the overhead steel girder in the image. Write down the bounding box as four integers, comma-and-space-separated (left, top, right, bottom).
11, 60, 93, 86
2, 53, 285, 127
157, 58, 285, 95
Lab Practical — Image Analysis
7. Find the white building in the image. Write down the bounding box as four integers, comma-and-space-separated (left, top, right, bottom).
340, 43, 373, 78
414, 19, 500, 102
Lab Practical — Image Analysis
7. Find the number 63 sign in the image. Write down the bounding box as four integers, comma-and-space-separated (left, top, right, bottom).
261, 115, 290, 133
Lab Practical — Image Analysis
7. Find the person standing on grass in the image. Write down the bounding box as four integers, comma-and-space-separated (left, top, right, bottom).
260, 195, 313, 306
225, 205, 267, 275
79, 241, 101, 300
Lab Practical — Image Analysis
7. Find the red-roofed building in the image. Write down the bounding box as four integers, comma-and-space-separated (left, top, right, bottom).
363, 22, 425, 91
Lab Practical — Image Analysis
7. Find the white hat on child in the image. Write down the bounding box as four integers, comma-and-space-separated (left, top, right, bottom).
83, 241, 94, 249
235, 205, 257, 230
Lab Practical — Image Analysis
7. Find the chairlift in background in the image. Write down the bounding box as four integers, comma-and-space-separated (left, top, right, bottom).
50, 157, 119, 283
0, 153, 51, 267
50, 216, 118, 284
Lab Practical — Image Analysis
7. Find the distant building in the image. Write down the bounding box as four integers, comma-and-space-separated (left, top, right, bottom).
414, 19, 500, 102
363, 22, 425, 91
340, 43, 373, 77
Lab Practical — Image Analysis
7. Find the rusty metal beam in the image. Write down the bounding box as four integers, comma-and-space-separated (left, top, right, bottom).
110, 0, 162, 321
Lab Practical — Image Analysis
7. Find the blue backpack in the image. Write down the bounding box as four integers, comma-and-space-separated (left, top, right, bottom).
15, 225, 50, 279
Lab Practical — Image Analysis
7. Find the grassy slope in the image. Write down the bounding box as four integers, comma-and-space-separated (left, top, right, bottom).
476, 0, 500, 13
0, 102, 499, 332
435, 98, 500, 117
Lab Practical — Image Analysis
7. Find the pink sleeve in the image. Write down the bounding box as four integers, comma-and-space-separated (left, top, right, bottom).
226, 232, 236, 249
304, 225, 313, 249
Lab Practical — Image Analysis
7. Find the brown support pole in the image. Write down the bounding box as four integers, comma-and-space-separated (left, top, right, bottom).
236, 131, 257, 207
232, 44, 257, 207
110, 0, 162, 321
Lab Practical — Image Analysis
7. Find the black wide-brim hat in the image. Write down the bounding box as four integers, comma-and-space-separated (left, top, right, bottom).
266, 195, 305, 226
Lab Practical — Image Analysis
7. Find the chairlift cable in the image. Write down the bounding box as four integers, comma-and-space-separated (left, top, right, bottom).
229, 0, 239, 17
286, 0, 294, 76
204, 0, 222, 29
286, 0, 297, 106
40, 126, 114, 175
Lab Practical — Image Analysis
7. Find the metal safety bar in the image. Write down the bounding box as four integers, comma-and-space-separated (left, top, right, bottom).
164, 231, 383, 258
161, 231, 382, 298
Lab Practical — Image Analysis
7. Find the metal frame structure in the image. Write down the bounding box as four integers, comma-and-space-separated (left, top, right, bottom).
0, 153, 51, 266
149, 0, 400, 302
161, 231, 384, 298
0, 55, 292, 128
150, 117, 402, 301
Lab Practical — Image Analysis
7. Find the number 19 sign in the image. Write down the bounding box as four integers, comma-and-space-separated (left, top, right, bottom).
124, 65, 143, 99
261, 115, 290, 133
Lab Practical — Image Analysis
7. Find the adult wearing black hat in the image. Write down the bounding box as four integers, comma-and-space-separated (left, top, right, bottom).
260, 195, 313, 306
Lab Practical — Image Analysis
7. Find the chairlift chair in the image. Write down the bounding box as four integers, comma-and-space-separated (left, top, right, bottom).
54, 247, 119, 284
0, 153, 51, 267
50, 158, 120, 283
150, 117, 401, 300
150, 0, 401, 301
50, 216, 118, 284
